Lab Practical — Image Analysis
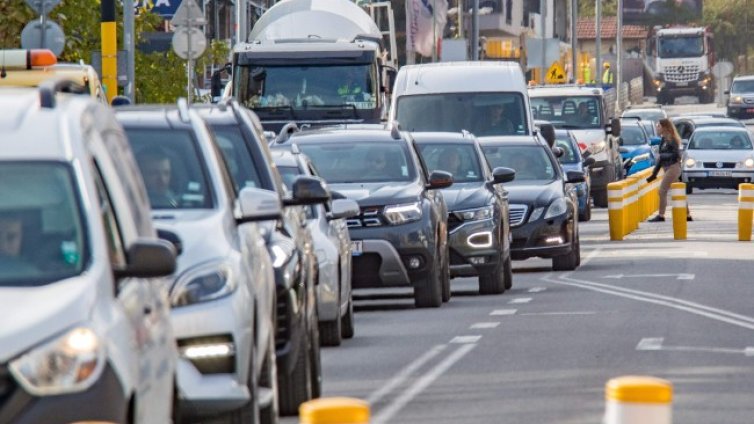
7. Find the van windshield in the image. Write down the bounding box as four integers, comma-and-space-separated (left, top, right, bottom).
530, 95, 603, 129
395, 93, 528, 136
0, 162, 88, 287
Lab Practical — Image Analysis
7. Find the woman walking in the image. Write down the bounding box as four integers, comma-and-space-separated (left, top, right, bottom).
647, 118, 692, 222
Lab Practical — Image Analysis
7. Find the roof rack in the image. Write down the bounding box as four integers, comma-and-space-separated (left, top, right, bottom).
291, 143, 301, 154
176, 98, 190, 122
38, 78, 87, 109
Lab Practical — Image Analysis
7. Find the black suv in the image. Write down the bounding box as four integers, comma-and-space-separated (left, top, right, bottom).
279, 127, 453, 307
412, 132, 515, 294
194, 102, 327, 416
480, 137, 584, 271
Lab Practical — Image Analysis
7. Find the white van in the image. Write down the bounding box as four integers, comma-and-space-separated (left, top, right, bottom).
389, 61, 535, 138
0, 83, 177, 423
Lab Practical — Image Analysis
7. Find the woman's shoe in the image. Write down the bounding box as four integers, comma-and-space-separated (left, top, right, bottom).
648, 215, 665, 222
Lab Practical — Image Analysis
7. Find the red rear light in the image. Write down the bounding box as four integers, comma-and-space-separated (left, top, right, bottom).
578, 142, 588, 152
29, 49, 57, 67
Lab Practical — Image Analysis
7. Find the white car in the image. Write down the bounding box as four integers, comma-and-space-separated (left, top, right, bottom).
116, 100, 280, 422
0, 84, 177, 422
271, 147, 361, 346
682, 126, 754, 193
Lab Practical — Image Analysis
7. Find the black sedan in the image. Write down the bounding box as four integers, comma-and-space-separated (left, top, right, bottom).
480, 136, 584, 271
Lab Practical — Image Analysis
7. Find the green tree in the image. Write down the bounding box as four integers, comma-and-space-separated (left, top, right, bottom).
578, 0, 617, 18
703, 0, 749, 63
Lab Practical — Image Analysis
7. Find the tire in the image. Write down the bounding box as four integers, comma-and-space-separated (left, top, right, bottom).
309, 322, 322, 399
502, 254, 513, 290
552, 233, 579, 271
479, 250, 506, 295
413, 248, 442, 308
341, 295, 355, 339
319, 291, 342, 347
686, 184, 693, 195
440, 246, 451, 303
259, 333, 279, 424
579, 200, 592, 222
277, 336, 312, 416
593, 189, 608, 208
574, 235, 582, 268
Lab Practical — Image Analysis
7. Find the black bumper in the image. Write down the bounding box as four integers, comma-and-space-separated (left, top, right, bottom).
510, 213, 573, 260
727, 105, 754, 119
447, 218, 502, 278
0, 363, 127, 424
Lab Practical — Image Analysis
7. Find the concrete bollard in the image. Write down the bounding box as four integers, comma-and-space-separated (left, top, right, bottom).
605, 376, 673, 424
738, 183, 754, 241
670, 182, 686, 240
299, 397, 370, 424
608, 181, 626, 241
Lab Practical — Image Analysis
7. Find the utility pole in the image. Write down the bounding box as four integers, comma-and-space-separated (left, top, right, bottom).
101, 0, 117, 103
540, 0, 547, 84
236, 0, 247, 44
471, 0, 479, 60
571, 0, 577, 83
595, 0, 601, 86
432, 0, 437, 61
616, 0, 623, 110
124, 0, 135, 101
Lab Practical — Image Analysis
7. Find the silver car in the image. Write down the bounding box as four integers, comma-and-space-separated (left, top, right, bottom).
271, 147, 360, 347
682, 126, 754, 193
116, 100, 280, 422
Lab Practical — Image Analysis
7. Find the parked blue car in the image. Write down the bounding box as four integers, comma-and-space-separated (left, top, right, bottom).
554, 129, 595, 221
619, 119, 657, 176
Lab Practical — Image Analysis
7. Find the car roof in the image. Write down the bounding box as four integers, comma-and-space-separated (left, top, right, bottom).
113, 105, 193, 129
528, 85, 604, 97
677, 117, 744, 126
192, 103, 240, 125
691, 125, 751, 134
410, 132, 476, 144
733, 74, 754, 82
395, 61, 527, 95
477, 135, 549, 147
269, 147, 302, 168
286, 128, 410, 144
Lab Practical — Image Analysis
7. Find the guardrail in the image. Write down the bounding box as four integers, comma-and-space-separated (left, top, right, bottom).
607, 168, 660, 241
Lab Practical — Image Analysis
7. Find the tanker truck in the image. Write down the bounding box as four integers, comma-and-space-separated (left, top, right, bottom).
227, 0, 397, 132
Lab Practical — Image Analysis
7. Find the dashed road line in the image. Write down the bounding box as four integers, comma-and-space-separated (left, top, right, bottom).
528, 287, 547, 293
450, 335, 482, 344
520, 311, 597, 316
469, 322, 500, 329
490, 309, 517, 316
509, 297, 532, 304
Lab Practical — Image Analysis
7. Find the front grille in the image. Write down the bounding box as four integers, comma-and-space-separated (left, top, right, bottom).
744, 98, 754, 104
511, 238, 528, 249
0, 363, 15, 408
508, 204, 528, 227
352, 253, 382, 286
702, 162, 736, 169
347, 207, 384, 228
447, 213, 463, 232
276, 292, 290, 350
449, 249, 466, 265
664, 65, 700, 83
177, 335, 235, 374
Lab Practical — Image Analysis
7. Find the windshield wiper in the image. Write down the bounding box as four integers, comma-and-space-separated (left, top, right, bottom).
303, 104, 359, 118
253, 105, 296, 119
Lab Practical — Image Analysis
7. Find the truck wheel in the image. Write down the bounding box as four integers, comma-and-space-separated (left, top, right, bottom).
479, 250, 506, 295
593, 189, 608, 208
414, 250, 442, 308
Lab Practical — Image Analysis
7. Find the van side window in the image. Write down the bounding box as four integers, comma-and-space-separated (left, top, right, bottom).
92, 161, 127, 269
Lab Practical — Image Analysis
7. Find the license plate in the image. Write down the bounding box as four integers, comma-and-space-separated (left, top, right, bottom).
746, 108, 754, 113
351, 240, 363, 256
710, 171, 732, 177
675, 81, 689, 87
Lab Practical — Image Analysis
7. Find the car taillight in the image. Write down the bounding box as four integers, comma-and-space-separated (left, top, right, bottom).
578, 142, 588, 152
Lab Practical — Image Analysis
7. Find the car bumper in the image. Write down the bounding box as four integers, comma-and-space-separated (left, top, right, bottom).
447, 218, 502, 278
0, 363, 127, 424
727, 105, 754, 119
510, 213, 573, 260
171, 291, 252, 416
349, 220, 435, 288
683, 169, 754, 189
660, 81, 711, 95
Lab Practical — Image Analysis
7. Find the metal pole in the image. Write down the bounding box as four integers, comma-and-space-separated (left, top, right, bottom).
595, 0, 601, 86
236, 0, 247, 44
187, 3, 192, 103
616, 0, 623, 110
432, 0, 437, 61
458, 0, 463, 39
571, 0, 577, 83
40, 3, 46, 50
471, 0, 479, 60
540, 0, 546, 84
124, 0, 135, 101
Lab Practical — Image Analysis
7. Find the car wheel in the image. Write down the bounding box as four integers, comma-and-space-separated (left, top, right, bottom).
593, 189, 608, 208
686, 184, 693, 195
502, 253, 513, 290
259, 332, 279, 424
341, 294, 355, 339
277, 334, 312, 416
413, 246, 442, 308
574, 235, 582, 268
440, 245, 451, 303
228, 344, 261, 424
319, 290, 342, 347
579, 200, 592, 222
552, 232, 579, 271
309, 319, 322, 399
479, 249, 506, 295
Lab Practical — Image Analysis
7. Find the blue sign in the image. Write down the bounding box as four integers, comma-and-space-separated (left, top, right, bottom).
139, 0, 183, 18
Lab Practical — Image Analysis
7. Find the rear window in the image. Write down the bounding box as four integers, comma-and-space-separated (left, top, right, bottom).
298, 141, 417, 184
417, 143, 484, 182
482, 145, 556, 182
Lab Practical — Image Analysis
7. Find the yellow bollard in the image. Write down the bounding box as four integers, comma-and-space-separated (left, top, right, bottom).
300, 397, 370, 424
738, 183, 754, 241
637, 173, 649, 222
670, 182, 687, 240
604, 376, 672, 424
608, 181, 625, 241
627, 176, 640, 231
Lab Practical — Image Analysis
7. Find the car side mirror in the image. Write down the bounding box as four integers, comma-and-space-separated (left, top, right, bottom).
619, 146, 630, 154
566, 170, 586, 184
540, 123, 556, 147
237, 187, 283, 223
682, 139, 689, 146
157, 229, 183, 256
582, 156, 596, 167
551, 146, 565, 158
724, 90, 730, 95
427, 170, 454, 189
285, 176, 331, 206
115, 239, 176, 279
328, 198, 360, 220
605, 117, 621, 136
649, 136, 662, 146
491, 167, 516, 184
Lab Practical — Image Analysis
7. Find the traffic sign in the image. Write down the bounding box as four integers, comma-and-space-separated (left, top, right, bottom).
172, 26, 206, 60
24, 0, 61, 15
170, 0, 206, 27
712, 61, 734, 78
21, 19, 65, 57
545, 61, 567, 84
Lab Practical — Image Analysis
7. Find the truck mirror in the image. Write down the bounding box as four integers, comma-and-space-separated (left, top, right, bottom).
384, 66, 397, 94
539, 123, 556, 147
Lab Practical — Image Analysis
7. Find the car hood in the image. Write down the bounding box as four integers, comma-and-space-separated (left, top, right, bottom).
684, 150, 754, 163
568, 129, 605, 146
0, 276, 94, 362
152, 209, 232, 277
504, 180, 563, 206
441, 182, 491, 211
328, 182, 423, 207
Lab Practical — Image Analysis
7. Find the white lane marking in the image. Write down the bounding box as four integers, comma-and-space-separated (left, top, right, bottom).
520, 311, 597, 316
603, 273, 695, 280
509, 297, 532, 304
469, 322, 500, 329
366, 344, 447, 405
528, 287, 547, 293
637, 338, 754, 356
559, 248, 602, 279
450, 335, 482, 344
745, 348, 754, 357
372, 343, 476, 424
636, 337, 664, 350
490, 309, 517, 316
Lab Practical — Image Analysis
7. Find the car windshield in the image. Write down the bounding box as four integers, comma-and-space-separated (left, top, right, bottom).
731, 80, 754, 93
620, 125, 648, 146
395, 93, 528, 136
554, 136, 580, 164
125, 128, 214, 209
417, 143, 484, 183
236, 64, 378, 111
530, 95, 603, 129
658, 35, 704, 58
0, 162, 88, 287
688, 131, 753, 150
298, 142, 416, 184
622, 110, 666, 121
209, 125, 265, 193
481, 145, 556, 183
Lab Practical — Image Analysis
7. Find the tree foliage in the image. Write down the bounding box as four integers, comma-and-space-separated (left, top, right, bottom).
578, 0, 617, 17
703, 0, 749, 62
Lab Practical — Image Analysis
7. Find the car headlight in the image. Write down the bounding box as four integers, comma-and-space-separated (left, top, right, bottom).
737, 158, 754, 169
172, 262, 236, 307
384, 202, 422, 225
544, 198, 568, 220
528, 206, 545, 223
685, 157, 696, 168
589, 141, 607, 154
632, 152, 651, 163
9, 326, 105, 396
730, 96, 743, 105
454, 205, 493, 222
